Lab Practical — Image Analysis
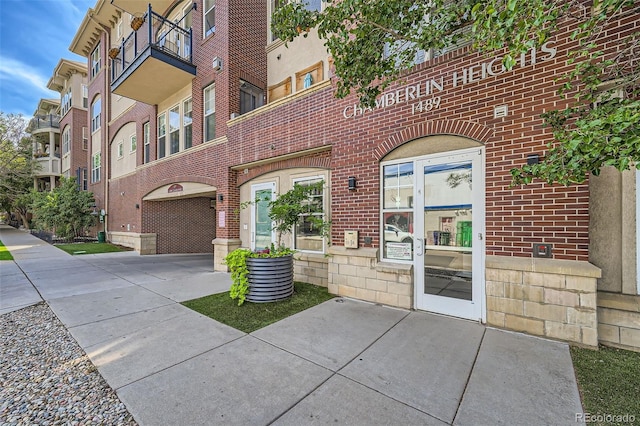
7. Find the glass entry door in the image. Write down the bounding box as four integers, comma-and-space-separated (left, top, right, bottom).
414, 148, 484, 320
251, 182, 275, 251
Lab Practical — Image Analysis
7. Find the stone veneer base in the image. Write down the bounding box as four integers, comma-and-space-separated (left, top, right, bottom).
108, 232, 157, 255
486, 255, 601, 347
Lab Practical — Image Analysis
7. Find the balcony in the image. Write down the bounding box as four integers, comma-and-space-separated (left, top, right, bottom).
110, 5, 196, 105
34, 155, 61, 177
28, 115, 61, 133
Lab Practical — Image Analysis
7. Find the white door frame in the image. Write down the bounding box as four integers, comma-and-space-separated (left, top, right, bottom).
250, 182, 276, 251
413, 147, 485, 321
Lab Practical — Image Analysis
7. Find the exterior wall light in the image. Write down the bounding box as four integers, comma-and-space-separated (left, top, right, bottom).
527, 154, 540, 165
348, 176, 357, 191
217, 194, 224, 202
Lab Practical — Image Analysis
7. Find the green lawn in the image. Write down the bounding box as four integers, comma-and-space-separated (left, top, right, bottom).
182, 281, 335, 333
55, 242, 131, 255
0, 240, 14, 260
571, 345, 640, 425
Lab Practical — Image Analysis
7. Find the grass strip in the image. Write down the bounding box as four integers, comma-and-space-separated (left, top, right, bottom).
571, 345, 640, 425
0, 240, 14, 260
182, 281, 335, 333
54, 242, 130, 255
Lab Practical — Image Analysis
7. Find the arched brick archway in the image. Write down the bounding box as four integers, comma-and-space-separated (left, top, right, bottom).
374, 120, 495, 161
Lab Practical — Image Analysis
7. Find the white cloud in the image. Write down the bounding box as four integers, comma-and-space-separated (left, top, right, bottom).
0, 56, 55, 96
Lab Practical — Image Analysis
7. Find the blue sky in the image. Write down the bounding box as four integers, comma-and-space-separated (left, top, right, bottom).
0, 0, 95, 117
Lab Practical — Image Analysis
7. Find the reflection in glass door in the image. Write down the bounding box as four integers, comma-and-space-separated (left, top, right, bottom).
415, 149, 484, 321
251, 182, 275, 251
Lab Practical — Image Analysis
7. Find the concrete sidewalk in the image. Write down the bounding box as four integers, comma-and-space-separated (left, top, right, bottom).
0, 225, 584, 425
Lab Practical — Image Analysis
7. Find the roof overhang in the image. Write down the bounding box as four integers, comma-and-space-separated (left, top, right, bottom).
34, 99, 60, 115
111, 0, 176, 16
47, 59, 87, 92
69, 0, 120, 57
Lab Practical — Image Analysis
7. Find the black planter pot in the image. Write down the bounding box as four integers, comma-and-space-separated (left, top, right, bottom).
245, 254, 294, 303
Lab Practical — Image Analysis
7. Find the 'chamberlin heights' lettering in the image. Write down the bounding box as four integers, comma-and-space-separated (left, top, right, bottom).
343, 41, 557, 119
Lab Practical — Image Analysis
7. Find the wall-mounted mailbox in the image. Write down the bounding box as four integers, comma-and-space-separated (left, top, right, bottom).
345, 230, 359, 248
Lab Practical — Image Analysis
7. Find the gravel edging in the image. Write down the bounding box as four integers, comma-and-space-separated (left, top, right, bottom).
0, 303, 137, 426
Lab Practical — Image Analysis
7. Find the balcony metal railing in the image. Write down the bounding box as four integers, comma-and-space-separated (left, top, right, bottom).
110, 4, 193, 83
28, 114, 61, 132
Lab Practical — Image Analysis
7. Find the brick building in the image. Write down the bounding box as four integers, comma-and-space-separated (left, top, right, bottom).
59, 0, 639, 350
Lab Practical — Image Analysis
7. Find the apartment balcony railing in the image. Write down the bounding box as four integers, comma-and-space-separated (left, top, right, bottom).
110, 4, 196, 105
34, 156, 61, 177
28, 115, 61, 133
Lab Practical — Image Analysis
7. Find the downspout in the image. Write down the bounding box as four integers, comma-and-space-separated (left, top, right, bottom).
88, 12, 112, 238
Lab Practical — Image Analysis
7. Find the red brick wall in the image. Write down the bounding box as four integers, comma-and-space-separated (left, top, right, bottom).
88, 1, 636, 261
142, 197, 216, 253
223, 18, 601, 262
59, 106, 89, 183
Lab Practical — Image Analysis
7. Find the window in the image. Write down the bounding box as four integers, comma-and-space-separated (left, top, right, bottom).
240, 80, 264, 114
130, 134, 137, 153
91, 98, 101, 133
62, 127, 70, 155
183, 98, 192, 149
91, 43, 101, 78
117, 141, 124, 158
91, 152, 101, 183
204, 0, 215, 37
61, 87, 72, 116
158, 114, 166, 159
82, 127, 88, 150
181, 6, 193, 58
303, 0, 321, 11
82, 85, 88, 108
143, 122, 150, 163
381, 162, 414, 261
294, 177, 326, 252
271, 0, 319, 40
383, 40, 427, 69
204, 84, 216, 141
76, 167, 88, 191
169, 105, 180, 154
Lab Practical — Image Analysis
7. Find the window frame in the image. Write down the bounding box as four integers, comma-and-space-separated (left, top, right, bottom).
143, 122, 150, 163
169, 104, 180, 155
91, 98, 101, 133
204, 84, 216, 142
203, 0, 215, 38
61, 126, 71, 156
380, 160, 415, 263
157, 113, 166, 159
130, 134, 137, 153
82, 127, 88, 150
82, 85, 88, 108
91, 151, 101, 183
183, 97, 193, 149
90, 43, 101, 79
292, 175, 327, 253
240, 80, 265, 115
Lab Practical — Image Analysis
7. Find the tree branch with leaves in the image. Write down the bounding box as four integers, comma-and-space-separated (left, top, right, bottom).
272, 0, 639, 186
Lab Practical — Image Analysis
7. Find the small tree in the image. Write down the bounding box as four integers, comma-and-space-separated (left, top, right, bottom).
225, 180, 330, 305
268, 180, 329, 249
31, 177, 96, 239
0, 112, 36, 227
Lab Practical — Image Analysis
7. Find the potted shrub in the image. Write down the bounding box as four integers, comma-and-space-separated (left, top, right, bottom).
225, 180, 329, 305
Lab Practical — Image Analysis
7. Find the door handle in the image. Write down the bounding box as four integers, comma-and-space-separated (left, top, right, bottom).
415, 238, 424, 256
